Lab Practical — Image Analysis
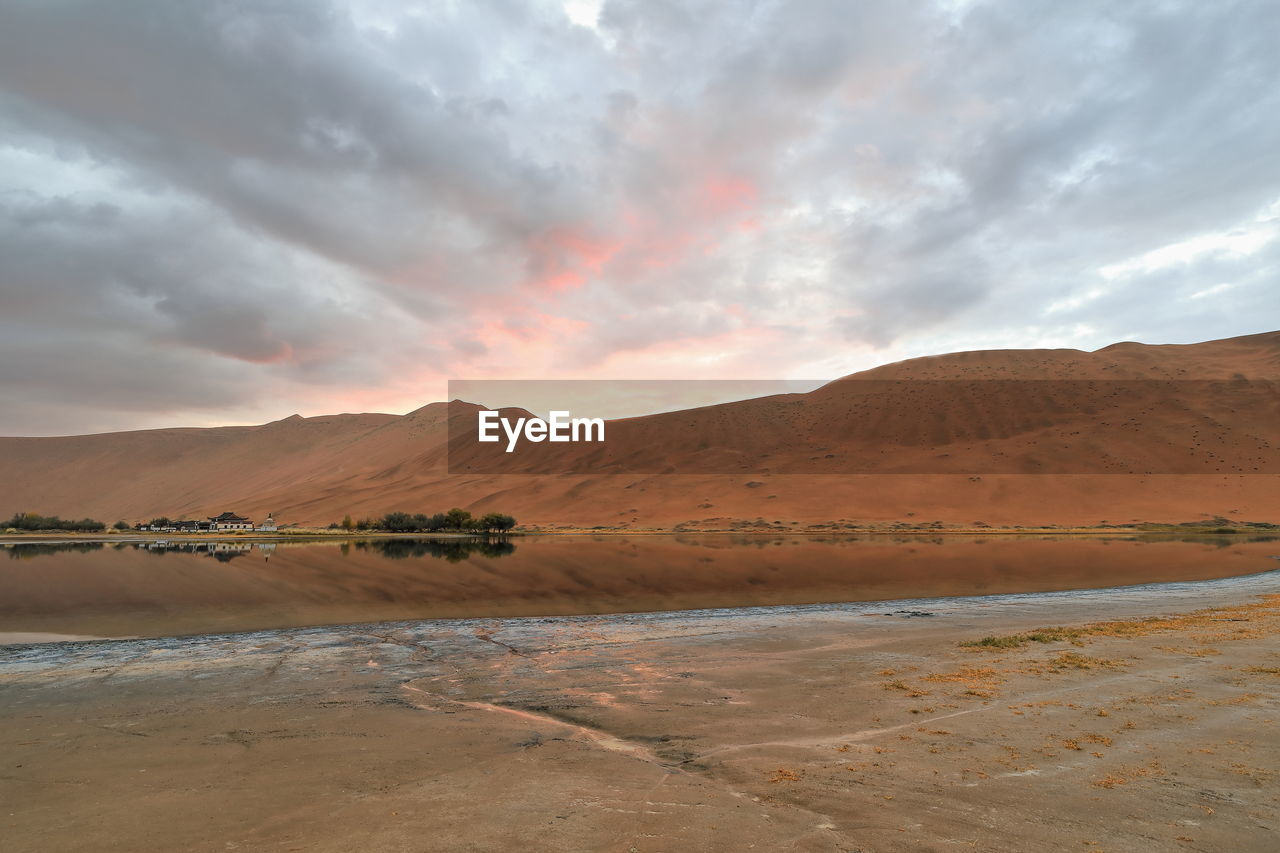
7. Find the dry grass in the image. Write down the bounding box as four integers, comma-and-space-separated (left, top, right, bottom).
881, 679, 931, 697
1154, 645, 1222, 657
961, 594, 1280, 651
1243, 665, 1280, 675
923, 665, 1004, 692
961, 628, 1080, 649
1046, 652, 1127, 671
1092, 760, 1165, 789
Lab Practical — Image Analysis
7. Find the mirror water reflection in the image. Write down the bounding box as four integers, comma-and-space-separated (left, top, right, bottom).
2, 534, 1277, 641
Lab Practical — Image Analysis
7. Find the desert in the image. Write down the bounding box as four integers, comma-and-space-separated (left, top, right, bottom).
5, 2, 1280, 849
1, 333, 1278, 532
2, 332, 1279, 853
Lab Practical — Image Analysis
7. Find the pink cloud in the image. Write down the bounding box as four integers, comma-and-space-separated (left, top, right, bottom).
699, 176, 758, 217
524, 226, 621, 292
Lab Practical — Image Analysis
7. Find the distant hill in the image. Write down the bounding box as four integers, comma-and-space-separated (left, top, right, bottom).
2, 331, 1277, 529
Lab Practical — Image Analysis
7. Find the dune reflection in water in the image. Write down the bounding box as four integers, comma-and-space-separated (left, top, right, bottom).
1, 533, 1277, 640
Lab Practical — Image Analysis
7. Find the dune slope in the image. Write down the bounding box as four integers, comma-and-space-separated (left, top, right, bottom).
1, 332, 1277, 528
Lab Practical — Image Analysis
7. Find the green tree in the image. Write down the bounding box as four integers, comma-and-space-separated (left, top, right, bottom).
341, 514, 355, 531
1, 512, 106, 532
444, 507, 472, 530
476, 512, 517, 534
112, 520, 131, 531
381, 511, 416, 532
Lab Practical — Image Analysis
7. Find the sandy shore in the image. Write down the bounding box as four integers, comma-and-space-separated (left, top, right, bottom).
2, 574, 1278, 852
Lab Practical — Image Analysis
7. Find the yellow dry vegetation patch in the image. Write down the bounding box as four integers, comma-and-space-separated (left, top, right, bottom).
1243, 665, 1280, 675
922, 664, 1004, 692
961, 594, 1280, 651
1153, 645, 1222, 657
1228, 762, 1275, 784
1091, 760, 1166, 789
880, 679, 931, 697
1044, 651, 1127, 671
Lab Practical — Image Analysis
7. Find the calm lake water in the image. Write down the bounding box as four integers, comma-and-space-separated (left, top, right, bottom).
2, 534, 1278, 641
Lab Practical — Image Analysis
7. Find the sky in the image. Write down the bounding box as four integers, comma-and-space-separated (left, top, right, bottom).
1, 0, 1278, 436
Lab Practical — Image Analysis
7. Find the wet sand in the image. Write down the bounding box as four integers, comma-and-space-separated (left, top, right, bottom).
2, 573, 1278, 852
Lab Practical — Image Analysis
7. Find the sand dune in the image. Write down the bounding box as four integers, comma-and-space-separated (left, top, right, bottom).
1, 332, 1277, 528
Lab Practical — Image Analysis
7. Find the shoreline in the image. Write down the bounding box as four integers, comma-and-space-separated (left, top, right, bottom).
5, 534, 1279, 644
6, 564, 1279, 652
4, 569, 1278, 851
0, 530, 508, 545
2, 522, 1277, 546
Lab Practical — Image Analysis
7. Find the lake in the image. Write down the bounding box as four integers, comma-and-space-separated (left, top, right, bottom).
2, 534, 1278, 641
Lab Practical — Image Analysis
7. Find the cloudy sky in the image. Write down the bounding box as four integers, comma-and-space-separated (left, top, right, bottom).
2, 0, 1278, 435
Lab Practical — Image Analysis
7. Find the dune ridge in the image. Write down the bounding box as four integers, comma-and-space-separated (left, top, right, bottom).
1, 332, 1277, 528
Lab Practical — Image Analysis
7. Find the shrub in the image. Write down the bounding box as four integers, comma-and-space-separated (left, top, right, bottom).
381, 511, 417, 532
363, 508, 516, 534
1, 511, 106, 532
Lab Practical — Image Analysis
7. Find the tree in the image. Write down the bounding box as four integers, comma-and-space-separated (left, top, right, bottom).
476, 512, 517, 534
341, 514, 355, 531
113, 520, 131, 531
1, 512, 106, 532
381, 511, 416, 532
444, 507, 472, 530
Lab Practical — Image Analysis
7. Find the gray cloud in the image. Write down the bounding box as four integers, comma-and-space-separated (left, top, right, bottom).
1, 0, 1277, 434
